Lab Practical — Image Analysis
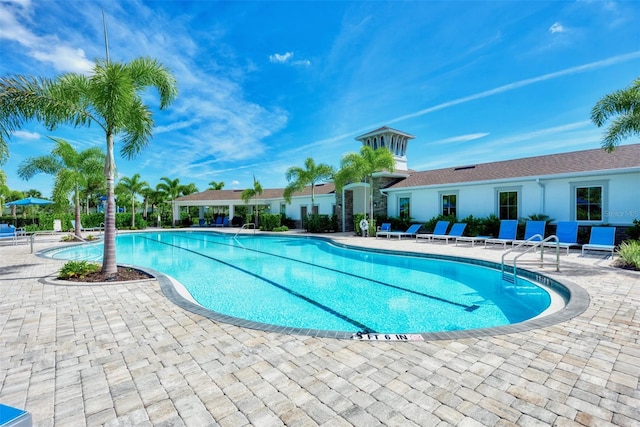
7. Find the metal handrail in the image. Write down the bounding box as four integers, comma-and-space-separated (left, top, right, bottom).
501, 234, 560, 286
233, 223, 256, 238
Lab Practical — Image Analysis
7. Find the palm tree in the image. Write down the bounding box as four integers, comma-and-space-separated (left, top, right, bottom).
117, 173, 148, 229
0, 58, 177, 275
591, 77, 640, 152
18, 137, 104, 238
241, 176, 263, 226
334, 145, 395, 224
283, 157, 334, 206
208, 181, 225, 190
139, 185, 153, 220
156, 177, 185, 226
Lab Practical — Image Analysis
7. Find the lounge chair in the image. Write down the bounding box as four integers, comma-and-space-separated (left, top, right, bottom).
0, 223, 17, 245
485, 220, 518, 248
378, 223, 422, 239
71, 220, 104, 232
375, 223, 392, 238
543, 221, 579, 254
512, 220, 546, 246
455, 234, 492, 247
430, 222, 467, 244
582, 227, 616, 257
222, 217, 229, 227
199, 218, 206, 227
415, 221, 450, 242
213, 216, 224, 227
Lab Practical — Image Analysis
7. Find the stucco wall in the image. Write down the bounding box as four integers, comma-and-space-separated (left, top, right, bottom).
383, 171, 640, 225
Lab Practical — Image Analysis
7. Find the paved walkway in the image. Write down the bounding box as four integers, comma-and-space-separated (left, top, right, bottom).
1, 231, 638, 426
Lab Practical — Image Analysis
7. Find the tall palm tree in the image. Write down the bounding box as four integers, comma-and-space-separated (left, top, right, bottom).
241, 176, 263, 226
18, 137, 104, 238
139, 185, 153, 220
591, 77, 640, 152
156, 177, 185, 225
117, 173, 148, 229
208, 181, 225, 190
283, 157, 334, 205
334, 145, 395, 224
0, 58, 177, 275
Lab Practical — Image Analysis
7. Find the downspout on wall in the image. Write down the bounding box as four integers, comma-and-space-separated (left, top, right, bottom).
536, 178, 545, 214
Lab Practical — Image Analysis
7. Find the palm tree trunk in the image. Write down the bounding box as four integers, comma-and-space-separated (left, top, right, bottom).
102, 132, 117, 276
74, 185, 82, 239
131, 198, 135, 228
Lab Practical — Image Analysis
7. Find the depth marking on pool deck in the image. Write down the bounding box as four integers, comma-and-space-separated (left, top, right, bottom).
179, 232, 480, 312
140, 234, 378, 333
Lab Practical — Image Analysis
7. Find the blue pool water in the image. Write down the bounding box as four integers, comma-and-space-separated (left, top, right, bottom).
45, 231, 552, 334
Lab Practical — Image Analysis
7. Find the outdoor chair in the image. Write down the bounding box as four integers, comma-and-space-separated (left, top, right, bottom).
512, 220, 546, 247
543, 221, 579, 254
0, 223, 17, 245
582, 226, 616, 257
415, 221, 450, 242
377, 223, 422, 239
375, 223, 392, 238
485, 220, 518, 248
430, 222, 467, 244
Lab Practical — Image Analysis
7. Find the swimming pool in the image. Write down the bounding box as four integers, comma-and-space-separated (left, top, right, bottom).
44, 231, 561, 338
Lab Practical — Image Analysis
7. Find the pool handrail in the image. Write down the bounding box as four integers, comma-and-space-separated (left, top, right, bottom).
501, 234, 560, 286
234, 223, 256, 238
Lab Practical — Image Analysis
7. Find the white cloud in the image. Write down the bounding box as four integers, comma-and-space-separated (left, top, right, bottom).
387, 51, 640, 125
0, 1, 93, 73
13, 130, 40, 140
269, 52, 293, 63
549, 22, 565, 33
433, 133, 489, 144
269, 51, 311, 66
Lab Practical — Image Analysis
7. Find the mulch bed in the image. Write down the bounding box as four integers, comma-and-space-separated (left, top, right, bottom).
63, 266, 154, 283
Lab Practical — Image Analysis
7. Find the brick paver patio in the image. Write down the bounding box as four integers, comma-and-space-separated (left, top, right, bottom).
1, 231, 638, 426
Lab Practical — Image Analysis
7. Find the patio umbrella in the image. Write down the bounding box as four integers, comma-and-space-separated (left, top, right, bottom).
6, 197, 54, 223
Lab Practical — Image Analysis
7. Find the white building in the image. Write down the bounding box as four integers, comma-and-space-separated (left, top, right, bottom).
175, 126, 640, 232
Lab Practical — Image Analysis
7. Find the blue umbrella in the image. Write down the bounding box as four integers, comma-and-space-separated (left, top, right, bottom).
6, 197, 54, 206
6, 197, 54, 223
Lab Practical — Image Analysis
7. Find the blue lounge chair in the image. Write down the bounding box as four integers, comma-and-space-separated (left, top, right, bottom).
213, 216, 224, 227
512, 220, 546, 246
222, 217, 229, 227
378, 223, 422, 240
430, 222, 467, 244
415, 220, 450, 242
544, 221, 579, 254
375, 223, 392, 238
0, 223, 17, 245
198, 218, 206, 227
485, 220, 518, 248
582, 227, 616, 257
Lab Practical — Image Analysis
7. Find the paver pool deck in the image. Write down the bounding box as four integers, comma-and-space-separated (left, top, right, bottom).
0, 230, 638, 426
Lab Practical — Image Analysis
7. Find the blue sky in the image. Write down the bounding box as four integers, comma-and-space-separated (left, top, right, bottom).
1, 0, 639, 197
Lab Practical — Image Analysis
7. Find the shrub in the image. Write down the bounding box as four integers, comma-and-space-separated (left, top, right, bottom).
115, 213, 147, 230
58, 260, 100, 279
626, 219, 640, 241
480, 214, 502, 238
615, 240, 640, 270
260, 213, 281, 231
272, 226, 289, 232
307, 214, 334, 233
353, 213, 377, 236
280, 214, 296, 229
